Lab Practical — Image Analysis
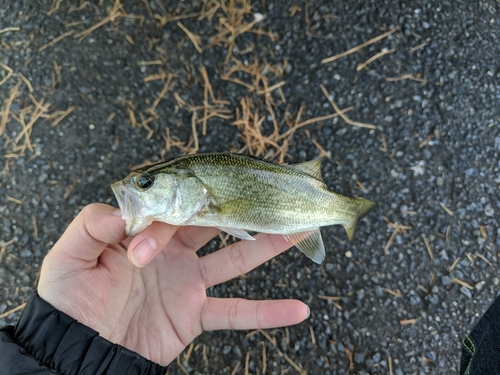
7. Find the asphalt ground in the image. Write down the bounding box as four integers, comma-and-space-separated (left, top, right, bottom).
1, 1, 499, 374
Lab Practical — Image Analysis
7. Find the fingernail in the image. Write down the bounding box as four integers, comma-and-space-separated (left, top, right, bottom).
130, 238, 157, 268
305, 305, 310, 319
111, 208, 123, 217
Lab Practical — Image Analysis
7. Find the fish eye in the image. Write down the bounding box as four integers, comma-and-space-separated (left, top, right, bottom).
136, 173, 154, 189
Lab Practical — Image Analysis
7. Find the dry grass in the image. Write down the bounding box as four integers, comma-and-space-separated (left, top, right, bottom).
320, 84, 377, 130
383, 216, 412, 255
73, 0, 144, 41
49, 0, 381, 164
1, 87, 49, 159
0, 65, 77, 160
207, 0, 267, 63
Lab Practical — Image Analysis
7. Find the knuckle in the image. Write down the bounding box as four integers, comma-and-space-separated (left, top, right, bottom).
173, 232, 197, 251
79, 203, 102, 223
229, 242, 248, 275
228, 299, 240, 330
255, 300, 263, 329
198, 259, 210, 288
268, 233, 283, 256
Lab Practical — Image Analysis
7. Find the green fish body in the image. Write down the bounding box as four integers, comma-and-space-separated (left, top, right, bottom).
111, 153, 375, 263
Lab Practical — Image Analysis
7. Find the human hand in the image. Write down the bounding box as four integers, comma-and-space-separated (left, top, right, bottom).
38, 203, 309, 366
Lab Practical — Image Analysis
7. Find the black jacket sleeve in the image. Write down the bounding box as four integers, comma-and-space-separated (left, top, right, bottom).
461, 294, 500, 374
0, 294, 168, 375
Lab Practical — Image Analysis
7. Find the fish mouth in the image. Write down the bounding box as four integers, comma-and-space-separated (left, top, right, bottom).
111, 181, 142, 221
111, 181, 150, 236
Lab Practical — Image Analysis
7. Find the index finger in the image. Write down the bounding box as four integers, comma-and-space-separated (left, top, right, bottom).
199, 233, 294, 288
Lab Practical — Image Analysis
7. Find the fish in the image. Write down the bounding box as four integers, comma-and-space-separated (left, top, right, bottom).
111, 153, 375, 264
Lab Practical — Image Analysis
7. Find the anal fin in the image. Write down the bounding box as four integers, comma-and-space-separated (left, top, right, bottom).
218, 227, 256, 241
284, 228, 325, 264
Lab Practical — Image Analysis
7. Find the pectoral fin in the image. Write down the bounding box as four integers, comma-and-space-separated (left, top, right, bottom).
284, 228, 325, 264
218, 227, 256, 241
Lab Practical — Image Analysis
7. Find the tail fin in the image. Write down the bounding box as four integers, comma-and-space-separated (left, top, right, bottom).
343, 197, 376, 241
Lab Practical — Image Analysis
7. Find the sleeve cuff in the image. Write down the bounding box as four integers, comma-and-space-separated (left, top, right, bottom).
13, 294, 168, 375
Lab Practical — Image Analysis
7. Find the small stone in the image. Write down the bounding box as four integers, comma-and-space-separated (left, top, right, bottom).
20, 249, 33, 258
38, 173, 48, 183
460, 286, 472, 298
42, 76, 52, 87
442, 275, 451, 286
475, 281, 485, 292
354, 352, 365, 364
233, 345, 242, 357
484, 204, 494, 217
336, 128, 347, 136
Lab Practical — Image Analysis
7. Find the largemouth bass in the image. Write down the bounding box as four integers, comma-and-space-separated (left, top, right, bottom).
111, 153, 375, 263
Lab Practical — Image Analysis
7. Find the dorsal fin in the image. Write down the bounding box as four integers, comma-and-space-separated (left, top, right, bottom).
289, 159, 324, 182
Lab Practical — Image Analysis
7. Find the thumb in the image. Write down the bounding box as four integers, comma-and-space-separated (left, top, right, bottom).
48, 203, 127, 265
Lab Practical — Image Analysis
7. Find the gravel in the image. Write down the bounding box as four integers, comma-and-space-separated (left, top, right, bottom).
1, 1, 499, 374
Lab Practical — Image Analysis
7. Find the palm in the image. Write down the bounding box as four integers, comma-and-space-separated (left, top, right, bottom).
116, 242, 207, 364
38, 204, 309, 366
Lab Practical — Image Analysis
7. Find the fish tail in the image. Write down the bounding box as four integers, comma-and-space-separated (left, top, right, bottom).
343, 197, 376, 241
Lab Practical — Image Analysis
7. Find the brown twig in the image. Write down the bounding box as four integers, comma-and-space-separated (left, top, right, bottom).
47, 0, 62, 15
356, 48, 396, 71
283, 353, 307, 375
0, 303, 27, 319
320, 84, 377, 129
18, 73, 33, 93
322, 26, 399, 64
408, 42, 428, 53
0, 62, 14, 86
451, 277, 473, 290
422, 234, 434, 260
1, 80, 22, 134
177, 22, 202, 53
386, 73, 427, 83
439, 202, 454, 216
50, 106, 77, 127
0, 27, 20, 34
38, 30, 74, 52
400, 318, 418, 325
148, 74, 174, 115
